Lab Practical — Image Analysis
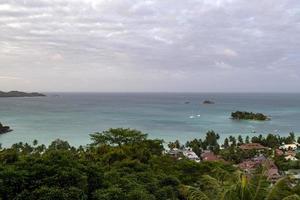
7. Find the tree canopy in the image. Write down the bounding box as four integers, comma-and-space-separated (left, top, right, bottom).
1, 128, 300, 200
90, 128, 148, 146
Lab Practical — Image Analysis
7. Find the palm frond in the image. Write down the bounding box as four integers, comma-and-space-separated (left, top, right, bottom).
180, 185, 210, 200
282, 194, 300, 200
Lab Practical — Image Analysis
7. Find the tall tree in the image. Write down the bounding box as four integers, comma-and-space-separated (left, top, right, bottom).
238, 135, 244, 146
90, 128, 147, 146
203, 131, 220, 153
223, 138, 229, 149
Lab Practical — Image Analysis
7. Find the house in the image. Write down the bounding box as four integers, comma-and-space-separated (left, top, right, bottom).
238, 157, 281, 183
285, 169, 300, 181
201, 150, 220, 161
279, 143, 299, 151
285, 155, 298, 161
239, 155, 266, 173
285, 150, 296, 157
166, 148, 183, 159
267, 168, 281, 183
263, 159, 281, 183
275, 149, 284, 156
238, 160, 258, 173
239, 143, 268, 150
253, 155, 267, 163
166, 148, 200, 162
183, 148, 200, 163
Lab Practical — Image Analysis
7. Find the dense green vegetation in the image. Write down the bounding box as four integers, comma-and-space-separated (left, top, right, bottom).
183, 132, 298, 164
1, 128, 300, 199
0, 91, 45, 97
231, 111, 269, 121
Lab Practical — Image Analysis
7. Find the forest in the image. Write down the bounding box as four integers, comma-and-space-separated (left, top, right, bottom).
1, 128, 300, 200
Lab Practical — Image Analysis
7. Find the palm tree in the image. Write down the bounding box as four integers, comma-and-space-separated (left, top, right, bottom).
180, 185, 209, 200
282, 195, 300, 200
266, 177, 294, 200
180, 172, 300, 200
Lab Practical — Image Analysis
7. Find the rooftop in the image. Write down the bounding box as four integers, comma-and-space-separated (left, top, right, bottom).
239, 143, 268, 150
201, 151, 220, 161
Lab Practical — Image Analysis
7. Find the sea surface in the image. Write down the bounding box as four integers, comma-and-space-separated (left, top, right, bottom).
1, 93, 300, 147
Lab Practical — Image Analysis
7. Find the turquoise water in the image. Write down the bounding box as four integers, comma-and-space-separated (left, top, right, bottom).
1, 93, 300, 147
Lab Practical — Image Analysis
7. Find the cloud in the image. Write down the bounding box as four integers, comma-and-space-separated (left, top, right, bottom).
0, 76, 23, 80
222, 48, 238, 57
0, 0, 299, 92
215, 61, 234, 70
50, 53, 64, 61
153, 36, 173, 44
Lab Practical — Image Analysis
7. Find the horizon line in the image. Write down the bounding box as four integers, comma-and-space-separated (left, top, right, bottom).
41, 91, 300, 94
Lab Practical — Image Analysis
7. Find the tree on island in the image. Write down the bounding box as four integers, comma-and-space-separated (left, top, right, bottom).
203, 100, 215, 104
231, 111, 269, 121
0, 122, 12, 134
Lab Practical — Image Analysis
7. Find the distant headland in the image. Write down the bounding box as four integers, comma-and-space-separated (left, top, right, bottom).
0, 91, 46, 97
231, 111, 270, 121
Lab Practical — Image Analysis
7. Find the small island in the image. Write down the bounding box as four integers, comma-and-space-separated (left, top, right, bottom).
0, 122, 12, 134
231, 111, 270, 121
203, 100, 215, 104
0, 91, 46, 97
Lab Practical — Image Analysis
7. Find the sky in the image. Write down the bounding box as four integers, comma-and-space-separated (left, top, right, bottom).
0, 0, 300, 92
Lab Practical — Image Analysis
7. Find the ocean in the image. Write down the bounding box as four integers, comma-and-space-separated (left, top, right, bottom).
1, 93, 300, 147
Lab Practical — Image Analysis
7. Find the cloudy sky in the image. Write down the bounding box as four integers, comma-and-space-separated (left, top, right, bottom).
0, 0, 299, 92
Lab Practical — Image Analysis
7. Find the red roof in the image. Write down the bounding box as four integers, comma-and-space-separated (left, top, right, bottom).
239, 143, 267, 150
239, 160, 258, 170
201, 151, 219, 161
275, 149, 284, 156
263, 160, 280, 182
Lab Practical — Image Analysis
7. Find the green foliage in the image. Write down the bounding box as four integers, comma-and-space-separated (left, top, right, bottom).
180, 186, 210, 200
0, 128, 300, 200
266, 177, 294, 200
245, 136, 250, 144
282, 194, 300, 200
203, 130, 220, 153
184, 130, 220, 155
223, 138, 229, 149
29, 187, 87, 200
90, 128, 147, 146
92, 187, 125, 200
274, 156, 300, 171
229, 135, 237, 147
237, 135, 244, 146
231, 111, 269, 121
168, 140, 183, 149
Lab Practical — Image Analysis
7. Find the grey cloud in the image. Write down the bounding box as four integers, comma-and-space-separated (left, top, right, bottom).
0, 0, 299, 92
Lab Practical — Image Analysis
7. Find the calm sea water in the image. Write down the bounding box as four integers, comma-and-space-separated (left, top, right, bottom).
1, 93, 300, 147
